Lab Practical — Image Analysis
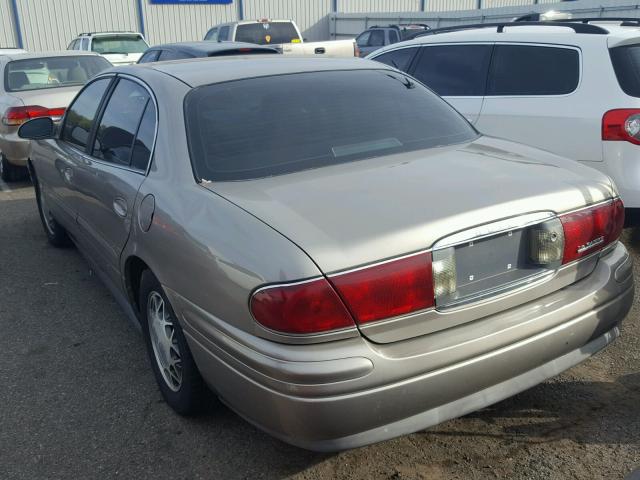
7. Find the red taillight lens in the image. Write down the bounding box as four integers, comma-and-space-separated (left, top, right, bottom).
329, 252, 434, 324
250, 278, 355, 334
2, 105, 66, 126
560, 199, 624, 264
602, 109, 640, 145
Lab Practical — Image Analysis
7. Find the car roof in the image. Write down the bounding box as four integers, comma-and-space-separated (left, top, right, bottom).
2, 51, 103, 61
118, 55, 383, 88
378, 21, 640, 50
148, 41, 278, 55
78, 31, 143, 37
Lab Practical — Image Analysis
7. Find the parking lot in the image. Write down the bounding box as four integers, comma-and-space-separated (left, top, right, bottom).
1, 179, 638, 480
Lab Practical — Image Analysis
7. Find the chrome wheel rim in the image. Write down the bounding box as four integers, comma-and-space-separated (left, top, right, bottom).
38, 182, 55, 235
147, 291, 182, 392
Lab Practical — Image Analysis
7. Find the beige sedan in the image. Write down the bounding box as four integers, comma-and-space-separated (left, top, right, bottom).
0, 51, 110, 181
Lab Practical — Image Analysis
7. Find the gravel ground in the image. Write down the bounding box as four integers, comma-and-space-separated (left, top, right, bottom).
1, 180, 639, 480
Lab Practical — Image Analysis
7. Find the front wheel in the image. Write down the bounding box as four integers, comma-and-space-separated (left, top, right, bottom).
139, 270, 207, 415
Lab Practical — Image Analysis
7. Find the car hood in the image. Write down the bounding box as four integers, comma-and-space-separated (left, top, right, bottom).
205, 136, 616, 273
11, 85, 82, 109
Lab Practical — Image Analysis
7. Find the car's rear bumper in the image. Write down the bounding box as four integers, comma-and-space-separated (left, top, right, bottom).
0, 132, 29, 166
175, 242, 633, 451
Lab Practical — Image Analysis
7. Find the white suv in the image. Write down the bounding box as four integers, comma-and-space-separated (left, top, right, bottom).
68, 32, 149, 65
368, 19, 640, 222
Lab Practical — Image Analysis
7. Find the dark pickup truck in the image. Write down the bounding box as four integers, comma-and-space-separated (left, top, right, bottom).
355, 24, 430, 57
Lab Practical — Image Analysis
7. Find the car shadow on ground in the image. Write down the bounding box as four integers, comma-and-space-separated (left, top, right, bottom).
425, 372, 640, 446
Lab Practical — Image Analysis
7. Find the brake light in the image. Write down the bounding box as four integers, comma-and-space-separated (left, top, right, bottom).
250, 278, 355, 334
2, 105, 66, 126
602, 109, 640, 145
329, 252, 434, 324
559, 199, 624, 264
354, 42, 361, 57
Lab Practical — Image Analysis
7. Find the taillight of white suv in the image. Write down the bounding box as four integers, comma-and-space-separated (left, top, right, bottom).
602, 109, 640, 144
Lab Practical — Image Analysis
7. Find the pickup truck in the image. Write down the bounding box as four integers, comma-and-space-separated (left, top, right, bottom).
355, 24, 430, 57
204, 19, 358, 57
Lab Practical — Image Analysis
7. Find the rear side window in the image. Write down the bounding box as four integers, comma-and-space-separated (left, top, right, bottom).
234, 22, 300, 45
488, 45, 579, 96
388, 30, 400, 44
218, 26, 230, 41
368, 30, 385, 47
61, 78, 111, 149
610, 44, 640, 98
130, 102, 156, 171
158, 50, 190, 61
92, 79, 151, 166
185, 70, 477, 181
373, 47, 418, 72
204, 27, 218, 41
138, 50, 160, 64
411, 45, 492, 96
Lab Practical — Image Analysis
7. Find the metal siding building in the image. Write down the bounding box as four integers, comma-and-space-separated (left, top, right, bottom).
0, 0, 18, 48
3, 0, 640, 51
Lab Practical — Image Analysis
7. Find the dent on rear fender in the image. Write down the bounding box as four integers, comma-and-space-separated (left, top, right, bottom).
125, 182, 324, 338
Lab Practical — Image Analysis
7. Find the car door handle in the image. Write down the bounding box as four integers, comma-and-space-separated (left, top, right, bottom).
314, 47, 326, 54
113, 197, 128, 218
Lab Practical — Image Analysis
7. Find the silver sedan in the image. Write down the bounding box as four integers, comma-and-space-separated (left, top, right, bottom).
19, 56, 633, 451
0, 51, 110, 181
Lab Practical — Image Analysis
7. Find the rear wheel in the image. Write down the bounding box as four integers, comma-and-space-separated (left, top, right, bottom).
139, 270, 207, 415
0, 154, 24, 182
33, 169, 71, 247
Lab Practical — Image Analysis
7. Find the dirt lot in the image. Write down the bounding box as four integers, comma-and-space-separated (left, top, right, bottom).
1, 180, 639, 480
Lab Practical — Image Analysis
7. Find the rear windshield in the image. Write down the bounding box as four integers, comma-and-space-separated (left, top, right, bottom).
5, 56, 111, 92
235, 22, 300, 45
91, 35, 148, 54
610, 44, 640, 97
185, 70, 477, 181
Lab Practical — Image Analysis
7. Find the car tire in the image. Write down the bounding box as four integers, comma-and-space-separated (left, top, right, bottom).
139, 270, 207, 415
32, 168, 71, 247
0, 153, 24, 182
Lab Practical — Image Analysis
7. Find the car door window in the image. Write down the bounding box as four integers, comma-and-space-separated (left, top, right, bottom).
158, 49, 186, 61
388, 29, 399, 44
205, 27, 218, 41
411, 44, 492, 96
61, 77, 111, 149
138, 50, 160, 64
81, 38, 89, 51
67, 39, 78, 50
373, 47, 418, 71
92, 79, 150, 166
356, 31, 371, 48
218, 26, 230, 41
130, 101, 156, 171
368, 30, 385, 47
487, 45, 579, 96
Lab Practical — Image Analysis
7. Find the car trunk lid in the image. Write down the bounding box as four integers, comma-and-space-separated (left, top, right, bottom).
206, 137, 616, 341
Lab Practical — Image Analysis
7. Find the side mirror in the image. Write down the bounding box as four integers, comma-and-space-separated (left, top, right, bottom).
18, 117, 55, 140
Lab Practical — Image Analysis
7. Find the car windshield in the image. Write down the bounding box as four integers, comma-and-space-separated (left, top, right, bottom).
235, 22, 300, 45
91, 35, 148, 54
185, 69, 478, 181
5, 56, 111, 92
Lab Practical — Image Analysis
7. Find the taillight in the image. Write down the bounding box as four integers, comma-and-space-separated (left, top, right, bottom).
354, 43, 361, 57
2, 105, 66, 126
559, 199, 624, 264
602, 109, 640, 145
250, 278, 355, 334
329, 252, 434, 324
